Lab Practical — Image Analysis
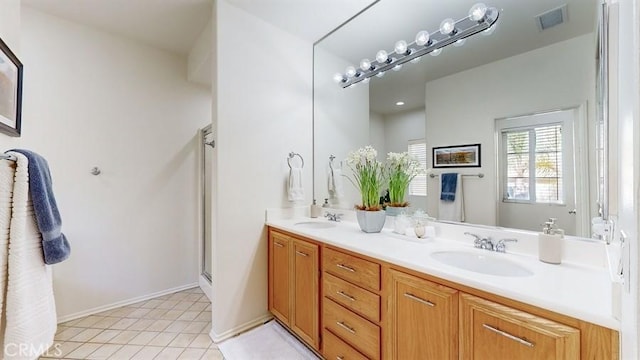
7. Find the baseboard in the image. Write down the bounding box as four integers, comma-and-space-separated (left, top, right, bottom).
210, 314, 273, 343
199, 275, 212, 302
57, 282, 199, 324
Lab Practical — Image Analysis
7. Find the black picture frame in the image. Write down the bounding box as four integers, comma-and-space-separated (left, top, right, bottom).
432, 143, 481, 168
0, 36, 23, 137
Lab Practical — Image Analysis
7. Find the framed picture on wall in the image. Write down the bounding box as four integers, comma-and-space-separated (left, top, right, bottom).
0, 37, 23, 137
432, 143, 481, 168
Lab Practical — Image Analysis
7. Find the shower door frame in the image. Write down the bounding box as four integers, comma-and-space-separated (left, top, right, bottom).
201, 125, 213, 283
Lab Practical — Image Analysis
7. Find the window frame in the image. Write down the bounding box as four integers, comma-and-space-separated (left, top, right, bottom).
408, 139, 427, 197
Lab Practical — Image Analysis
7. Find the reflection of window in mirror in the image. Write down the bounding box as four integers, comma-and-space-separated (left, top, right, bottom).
408, 140, 427, 197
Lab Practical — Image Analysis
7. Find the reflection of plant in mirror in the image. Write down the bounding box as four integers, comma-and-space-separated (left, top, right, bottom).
345, 146, 386, 211
386, 152, 424, 207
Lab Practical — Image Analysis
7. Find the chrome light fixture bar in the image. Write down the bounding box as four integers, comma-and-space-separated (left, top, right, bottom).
334, 3, 500, 88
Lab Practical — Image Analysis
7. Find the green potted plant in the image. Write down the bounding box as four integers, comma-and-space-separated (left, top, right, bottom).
345, 145, 387, 232
385, 151, 424, 216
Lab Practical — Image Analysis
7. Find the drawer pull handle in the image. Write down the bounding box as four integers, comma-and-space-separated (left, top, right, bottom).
482, 324, 535, 348
337, 291, 356, 301
336, 263, 356, 272
337, 357, 344, 360
274, 242, 284, 248
404, 292, 435, 307
295, 251, 308, 257
336, 321, 356, 334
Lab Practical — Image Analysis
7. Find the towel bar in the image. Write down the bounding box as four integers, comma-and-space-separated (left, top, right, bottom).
288, 152, 304, 169
429, 173, 484, 178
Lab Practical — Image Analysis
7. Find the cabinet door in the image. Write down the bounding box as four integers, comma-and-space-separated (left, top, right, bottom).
388, 269, 459, 360
460, 294, 580, 360
268, 232, 291, 325
291, 239, 320, 350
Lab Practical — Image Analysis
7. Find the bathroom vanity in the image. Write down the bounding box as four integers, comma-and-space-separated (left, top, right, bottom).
266, 218, 619, 360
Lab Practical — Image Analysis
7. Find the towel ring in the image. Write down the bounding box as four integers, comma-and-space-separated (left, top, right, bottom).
288, 152, 304, 169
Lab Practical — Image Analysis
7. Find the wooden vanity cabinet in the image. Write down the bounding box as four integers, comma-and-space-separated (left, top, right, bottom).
268, 230, 320, 350
460, 293, 580, 360
387, 269, 459, 360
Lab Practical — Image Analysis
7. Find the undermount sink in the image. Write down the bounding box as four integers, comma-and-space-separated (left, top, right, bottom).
430, 250, 534, 277
293, 221, 336, 229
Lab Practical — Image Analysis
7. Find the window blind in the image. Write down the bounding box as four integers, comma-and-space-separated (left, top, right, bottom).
408, 141, 427, 196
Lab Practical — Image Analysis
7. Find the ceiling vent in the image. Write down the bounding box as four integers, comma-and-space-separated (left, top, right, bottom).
536, 4, 568, 31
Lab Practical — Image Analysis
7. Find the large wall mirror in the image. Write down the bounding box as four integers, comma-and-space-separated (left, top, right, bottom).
313, 0, 608, 238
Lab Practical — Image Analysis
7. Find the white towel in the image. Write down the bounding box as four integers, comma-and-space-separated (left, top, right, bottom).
438, 174, 465, 222
4, 152, 57, 360
327, 167, 344, 200
0, 159, 15, 347
288, 167, 304, 202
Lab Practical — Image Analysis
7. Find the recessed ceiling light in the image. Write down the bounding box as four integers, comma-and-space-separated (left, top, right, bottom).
396, 101, 405, 106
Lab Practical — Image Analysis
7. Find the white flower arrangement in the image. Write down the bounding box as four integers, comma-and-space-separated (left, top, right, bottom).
386, 151, 425, 207
345, 146, 386, 211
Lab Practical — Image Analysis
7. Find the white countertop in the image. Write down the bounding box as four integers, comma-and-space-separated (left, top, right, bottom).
266, 217, 620, 331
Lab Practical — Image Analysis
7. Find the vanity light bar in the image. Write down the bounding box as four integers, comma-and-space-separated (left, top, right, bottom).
335, 3, 500, 88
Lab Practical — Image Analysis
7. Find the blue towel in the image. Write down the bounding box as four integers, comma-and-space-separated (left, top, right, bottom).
440, 173, 458, 202
10, 149, 71, 264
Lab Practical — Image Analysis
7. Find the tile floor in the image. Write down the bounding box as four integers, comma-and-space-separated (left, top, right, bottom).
40, 287, 224, 360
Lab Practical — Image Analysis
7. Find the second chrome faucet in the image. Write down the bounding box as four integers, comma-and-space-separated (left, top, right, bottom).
464, 232, 518, 253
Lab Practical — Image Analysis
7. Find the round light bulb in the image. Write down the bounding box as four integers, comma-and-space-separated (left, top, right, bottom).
360, 58, 371, 71
396, 101, 405, 106
393, 64, 403, 72
415, 30, 430, 46
410, 57, 421, 64
468, 3, 488, 21
376, 50, 389, 63
394, 40, 408, 55
345, 66, 357, 78
430, 48, 442, 56
376, 71, 385, 78
363, 77, 370, 84
440, 18, 456, 35
454, 38, 466, 47
333, 73, 344, 83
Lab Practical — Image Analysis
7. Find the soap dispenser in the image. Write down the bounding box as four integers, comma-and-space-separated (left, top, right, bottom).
310, 199, 322, 218
322, 199, 330, 208
538, 218, 563, 264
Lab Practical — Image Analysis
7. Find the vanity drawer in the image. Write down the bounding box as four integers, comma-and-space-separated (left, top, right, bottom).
323, 248, 380, 291
323, 328, 369, 360
323, 272, 380, 322
323, 298, 380, 360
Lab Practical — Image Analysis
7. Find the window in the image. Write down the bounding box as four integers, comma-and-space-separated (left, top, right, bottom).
408, 140, 427, 196
502, 124, 564, 204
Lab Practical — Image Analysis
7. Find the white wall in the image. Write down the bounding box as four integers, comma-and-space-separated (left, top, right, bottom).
615, 0, 640, 358
425, 34, 595, 227
369, 110, 385, 157
1, 7, 211, 320
314, 46, 369, 208
0, 0, 21, 55
210, 0, 313, 340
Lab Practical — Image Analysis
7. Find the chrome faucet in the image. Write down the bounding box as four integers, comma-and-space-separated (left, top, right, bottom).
325, 212, 343, 222
464, 232, 485, 249
495, 238, 518, 253
464, 232, 517, 253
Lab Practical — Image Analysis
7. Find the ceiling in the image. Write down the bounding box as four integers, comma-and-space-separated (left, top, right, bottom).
315, 0, 598, 115
22, 0, 214, 55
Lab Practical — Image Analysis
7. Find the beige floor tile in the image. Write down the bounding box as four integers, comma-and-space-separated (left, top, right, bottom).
204, 304, 211, 312
154, 294, 173, 301
177, 348, 206, 360
110, 307, 137, 317
157, 300, 179, 310
181, 322, 208, 334
110, 318, 138, 330
146, 319, 173, 332
154, 347, 184, 360
127, 308, 153, 318
128, 319, 156, 331
169, 293, 189, 301
164, 321, 190, 333
170, 301, 194, 311
194, 312, 210, 322
92, 317, 122, 329
177, 311, 200, 321
187, 302, 207, 312
74, 315, 105, 328
188, 334, 212, 349
54, 327, 84, 341
200, 323, 211, 335
160, 310, 184, 321
108, 330, 139, 344
130, 346, 163, 360
60, 318, 83, 327
66, 343, 102, 359
147, 332, 178, 347
128, 331, 160, 346
55, 342, 84, 357
90, 329, 122, 343
86, 344, 122, 360
140, 299, 164, 309
200, 348, 224, 360
69, 328, 102, 342
185, 294, 203, 302
107, 344, 143, 359
144, 308, 167, 319
168, 333, 198, 348
127, 300, 148, 308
